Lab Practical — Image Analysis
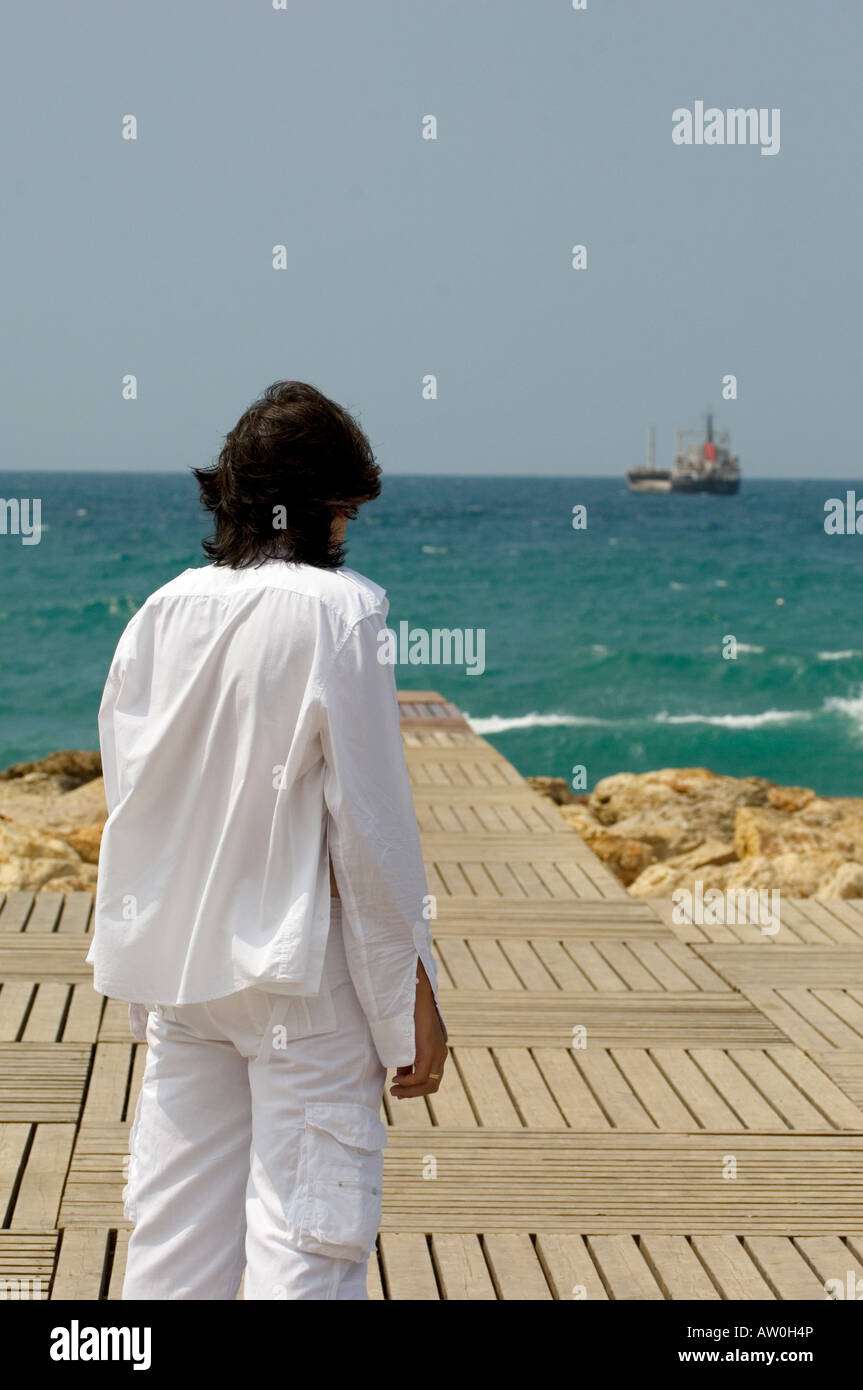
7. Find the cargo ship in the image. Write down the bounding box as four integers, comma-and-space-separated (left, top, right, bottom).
625, 426, 671, 492
627, 413, 741, 494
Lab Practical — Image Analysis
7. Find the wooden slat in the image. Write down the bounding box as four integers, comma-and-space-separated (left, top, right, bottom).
586, 1235, 664, 1299
378, 1233, 439, 1300
0, 1231, 56, 1299
0, 1045, 91, 1122
11, 1124, 76, 1228
639, 1235, 722, 1299
743, 1235, 832, 1299
437, 993, 789, 1047
484, 1232, 552, 1299
431, 1233, 497, 1300
52, 1228, 108, 1299
534, 1232, 609, 1300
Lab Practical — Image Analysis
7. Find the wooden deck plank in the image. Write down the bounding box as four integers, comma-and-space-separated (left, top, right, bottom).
0, 892, 35, 933
378, 1233, 439, 1300
484, 1233, 553, 1299
431, 1233, 497, 1300
0, 1231, 56, 1299
609, 1050, 698, 1131
586, 1236, 664, 1300
689, 1235, 775, 1299
0, 1044, 91, 1123
743, 1235, 832, 1299
688, 1050, 789, 1133
11, 1124, 76, 1228
793, 1235, 863, 1293
52, 1228, 108, 1300
21, 983, 69, 1042
452, 1050, 522, 1129
534, 1232, 609, 1300
647, 1050, 744, 1131
574, 1052, 653, 1130
639, 1235, 722, 1300
436, 993, 789, 1048
0, 983, 33, 1041
22, 895, 62, 934
491, 1049, 567, 1129
81, 1044, 132, 1126
107, 1230, 130, 1300
531, 1048, 610, 1130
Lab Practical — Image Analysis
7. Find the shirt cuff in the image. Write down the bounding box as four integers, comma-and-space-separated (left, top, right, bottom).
369, 1012, 417, 1069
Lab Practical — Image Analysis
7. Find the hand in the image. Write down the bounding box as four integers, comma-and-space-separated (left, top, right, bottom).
389, 959, 448, 1100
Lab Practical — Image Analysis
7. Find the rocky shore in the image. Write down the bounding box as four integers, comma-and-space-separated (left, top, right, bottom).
0, 751, 106, 892
528, 767, 863, 899
1, 751, 862, 900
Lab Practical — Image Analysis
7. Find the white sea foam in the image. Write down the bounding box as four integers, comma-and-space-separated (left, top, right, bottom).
818, 650, 861, 661
653, 709, 810, 729
468, 701, 838, 737
735, 644, 765, 654
824, 688, 863, 731
465, 711, 605, 734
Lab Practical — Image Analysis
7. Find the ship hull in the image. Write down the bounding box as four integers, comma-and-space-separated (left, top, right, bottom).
626, 469, 672, 493
670, 477, 741, 494
707, 477, 740, 495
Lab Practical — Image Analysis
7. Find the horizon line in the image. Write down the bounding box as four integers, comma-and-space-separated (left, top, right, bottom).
0, 470, 852, 483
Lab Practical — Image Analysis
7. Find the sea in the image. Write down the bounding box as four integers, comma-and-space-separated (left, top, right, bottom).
1, 473, 861, 796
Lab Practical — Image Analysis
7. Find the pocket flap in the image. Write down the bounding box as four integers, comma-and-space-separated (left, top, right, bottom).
305, 1102, 387, 1153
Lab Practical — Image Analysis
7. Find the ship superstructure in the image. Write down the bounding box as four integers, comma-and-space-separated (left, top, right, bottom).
627, 414, 741, 494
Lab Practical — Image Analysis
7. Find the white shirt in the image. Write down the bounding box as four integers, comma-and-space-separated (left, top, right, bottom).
87, 559, 445, 1068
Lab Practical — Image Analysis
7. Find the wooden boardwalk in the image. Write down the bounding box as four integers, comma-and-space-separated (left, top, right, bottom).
1, 690, 862, 1299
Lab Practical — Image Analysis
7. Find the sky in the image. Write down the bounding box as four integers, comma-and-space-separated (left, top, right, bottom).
2, 0, 861, 477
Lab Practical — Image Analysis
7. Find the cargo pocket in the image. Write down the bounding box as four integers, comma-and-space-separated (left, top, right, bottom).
292, 1103, 387, 1263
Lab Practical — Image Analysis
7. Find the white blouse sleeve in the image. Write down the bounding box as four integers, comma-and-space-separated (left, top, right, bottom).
318, 610, 447, 1066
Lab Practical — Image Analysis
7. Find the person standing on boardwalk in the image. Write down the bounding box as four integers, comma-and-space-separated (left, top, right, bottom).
87, 381, 448, 1300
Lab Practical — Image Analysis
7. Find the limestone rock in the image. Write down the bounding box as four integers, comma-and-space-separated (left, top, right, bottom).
766, 784, 816, 813
532, 764, 863, 901
56, 824, 103, 865
659, 840, 738, 873
0, 819, 82, 864
40, 779, 108, 831
526, 776, 580, 806
558, 806, 655, 886
0, 750, 101, 790
40, 865, 99, 892
0, 772, 107, 828
0, 749, 102, 783
733, 806, 834, 858
818, 861, 863, 898
0, 752, 105, 893
589, 768, 772, 852
628, 851, 854, 900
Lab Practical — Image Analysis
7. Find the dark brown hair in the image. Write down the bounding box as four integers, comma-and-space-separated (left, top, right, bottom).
193, 381, 381, 568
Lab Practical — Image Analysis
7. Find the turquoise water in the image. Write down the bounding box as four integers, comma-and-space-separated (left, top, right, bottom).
0, 473, 861, 795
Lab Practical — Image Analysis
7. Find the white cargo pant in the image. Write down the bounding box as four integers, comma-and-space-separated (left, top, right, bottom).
122, 901, 389, 1300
